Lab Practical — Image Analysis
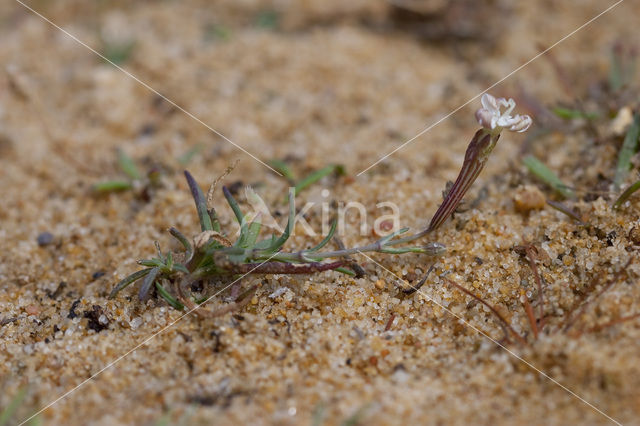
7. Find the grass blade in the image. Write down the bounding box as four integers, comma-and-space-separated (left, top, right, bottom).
294, 164, 344, 197
308, 220, 337, 252
614, 179, 640, 209
266, 188, 295, 252
108, 268, 152, 298
523, 155, 574, 199
614, 114, 640, 189
117, 149, 142, 181
184, 170, 214, 231
155, 282, 184, 310
268, 159, 296, 182
0, 387, 28, 426
93, 180, 133, 193
169, 227, 193, 260
222, 186, 244, 224
138, 267, 160, 301
552, 107, 598, 120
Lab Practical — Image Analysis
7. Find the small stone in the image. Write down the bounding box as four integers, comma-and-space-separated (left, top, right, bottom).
513, 185, 546, 213
628, 227, 640, 245
37, 232, 54, 246
25, 304, 40, 316
610, 106, 633, 136
374, 279, 385, 290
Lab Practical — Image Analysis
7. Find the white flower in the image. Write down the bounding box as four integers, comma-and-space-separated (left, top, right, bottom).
475, 93, 532, 133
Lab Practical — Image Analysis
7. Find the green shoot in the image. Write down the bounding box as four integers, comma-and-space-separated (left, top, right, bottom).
552, 107, 598, 120
255, 10, 279, 29
0, 387, 28, 426
177, 144, 203, 166
92, 180, 132, 193
117, 149, 142, 180
523, 155, 574, 199
294, 164, 345, 197
614, 114, 640, 189
268, 159, 296, 182
109, 169, 443, 315
103, 41, 135, 65
613, 179, 640, 209
185, 170, 214, 232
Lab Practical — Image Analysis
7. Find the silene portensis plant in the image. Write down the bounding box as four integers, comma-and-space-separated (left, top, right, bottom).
108, 93, 531, 316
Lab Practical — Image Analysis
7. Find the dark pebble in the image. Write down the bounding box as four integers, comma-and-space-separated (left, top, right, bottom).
37, 232, 54, 246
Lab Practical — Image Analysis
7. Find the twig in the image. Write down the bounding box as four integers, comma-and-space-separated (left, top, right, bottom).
546, 200, 587, 225
563, 258, 632, 332
403, 265, 434, 295
384, 313, 396, 331
445, 279, 527, 345
520, 290, 538, 340
580, 312, 640, 335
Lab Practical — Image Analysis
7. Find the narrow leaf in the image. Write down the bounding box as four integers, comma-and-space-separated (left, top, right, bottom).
0, 387, 28, 426
268, 159, 296, 182
155, 282, 184, 310
222, 186, 244, 224
184, 170, 214, 231
138, 267, 160, 301
614, 180, 640, 209
117, 149, 141, 180
266, 187, 295, 252
169, 227, 193, 260
614, 114, 640, 189
523, 155, 575, 199
294, 164, 344, 196
93, 180, 133, 193
552, 107, 598, 120
308, 220, 337, 252
108, 268, 152, 298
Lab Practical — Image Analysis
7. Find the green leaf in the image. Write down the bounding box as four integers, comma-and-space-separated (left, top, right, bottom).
184, 170, 214, 231
268, 159, 296, 182
138, 267, 160, 301
335, 267, 356, 276
614, 114, 640, 189
613, 179, 640, 209
0, 387, 28, 426
222, 186, 245, 225
552, 107, 598, 120
255, 10, 279, 29
177, 144, 203, 166
138, 258, 164, 268
523, 155, 575, 199
265, 188, 295, 252
308, 220, 337, 252
117, 149, 142, 180
108, 268, 153, 298
103, 41, 135, 65
294, 164, 344, 197
155, 282, 184, 310
92, 180, 133, 193
169, 227, 193, 260
244, 217, 263, 248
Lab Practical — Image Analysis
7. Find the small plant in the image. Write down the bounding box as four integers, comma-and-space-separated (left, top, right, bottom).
268, 159, 346, 200
427, 93, 531, 231
108, 93, 532, 316
93, 149, 162, 199
109, 170, 444, 315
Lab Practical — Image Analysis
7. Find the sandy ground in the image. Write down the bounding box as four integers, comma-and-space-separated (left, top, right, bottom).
1, 1, 640, 425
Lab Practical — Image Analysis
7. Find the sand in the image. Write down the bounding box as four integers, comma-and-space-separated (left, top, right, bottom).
1, 1, 640, 425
